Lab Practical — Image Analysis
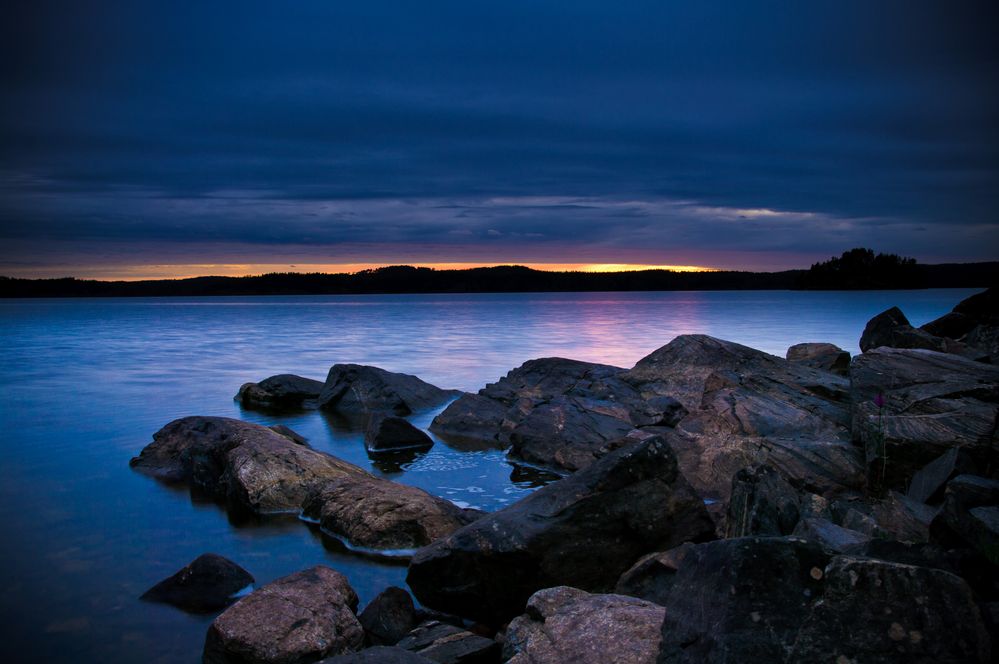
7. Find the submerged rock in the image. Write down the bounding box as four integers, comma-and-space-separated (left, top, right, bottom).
131, 417, 472, 550
503, 586, 665, 664
786, 342, 851, 376
406, 436, 714, 624
318, 364, 458, 416
236, 374, 325, 411
140, 553, 253, 613
365, 416, 434, 454
204, 566, 363, 664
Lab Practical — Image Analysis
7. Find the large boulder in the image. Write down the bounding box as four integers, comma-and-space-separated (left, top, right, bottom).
725, 465, 805, 537
406, 436, 715, 625
923, 287, 999, 361
204, 566, 363, 664
850, 348, 999, 492
786, 342, 851, 376
931, 475, 999, 565
365, 416, 434, 455
786, 556, 991, 663
860, 305, 984, 359
622, 335, 863, 506
318, 364, 458, 417
235, 374, 325, 411
656, 537, 992, 663
430, 358, 663, 471
140, 553, 253, 613
503, 586, 665, 664
131, 417, 473, 550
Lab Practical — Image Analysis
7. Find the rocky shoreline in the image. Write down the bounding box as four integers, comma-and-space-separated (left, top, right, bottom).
132, 287, 998, 663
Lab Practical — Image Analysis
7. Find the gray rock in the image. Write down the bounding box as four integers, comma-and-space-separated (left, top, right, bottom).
319, 647, 433, 663
787, 556, 991, 663
236, 373, 325, 411
907, 447, 967, 504
365, 416, 434, 454
204, 566, 363, 664
396, 621, 499, 664
132, 417, 473, 550
319, 364, 458, 416
850, 348, 999, 492
358, 587, 417, 646
923, 287, 999, 361
503, 587, 665, 664
622, 335, 863, 506
791, 517, 870, 554
428, 394, 510, 446
613, 543, 694, 605
725, 465, 802, 537
786, 342, 851, 376
406, 436, 715, 625
140, 553, 254, 613
657, 536, 831, 664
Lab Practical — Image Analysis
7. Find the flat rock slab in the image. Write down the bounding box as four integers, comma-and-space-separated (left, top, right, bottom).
319, 364, 458, 416
204, 566, 363, 664
406, 436, 714, 625
141, 553, 253, 613
396, 621, 499, 664
503, 586, 665, 664
131, 416, 472, 550
850, 348, 999, 491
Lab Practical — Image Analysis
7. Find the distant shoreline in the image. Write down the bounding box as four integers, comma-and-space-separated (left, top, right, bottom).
1, 261, 995, 298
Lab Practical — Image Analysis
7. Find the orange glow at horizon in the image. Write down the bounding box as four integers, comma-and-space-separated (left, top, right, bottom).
12, 262, 719, 281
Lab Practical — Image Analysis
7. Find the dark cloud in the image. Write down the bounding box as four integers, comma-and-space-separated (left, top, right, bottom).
1, 1, 997, 273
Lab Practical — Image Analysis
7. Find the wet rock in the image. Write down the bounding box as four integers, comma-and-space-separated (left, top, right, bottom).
358, 587, 417, 646
503, 586, 664, 664
204, 566, 363, 664
786, 342, 851, 376
850, 348, 999, 492
613, 542, 694, 605
508, 396, 637, 471
396, 621, 499, 664
140, 553, 254, 613
657, 536, 831, 663
622, 335, 863, 505
725, 465, 802, 537
431, 357, 666, 472
236, 374, 325, 411
406, 436, 715, 625
787, 556, 991, 663
319, 647, 433, 663
302, 476, 478, 551
365, 416, 434, 454
132, 417, 472, 550
319, 364, 458, 416
791, 517, 870, 554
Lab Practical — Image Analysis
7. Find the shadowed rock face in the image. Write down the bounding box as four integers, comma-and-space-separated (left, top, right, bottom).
131, 416, 473, 550
923, 287, 999, 362
364, 416, 434, 454
319, 647, 434, 663
850, 348, 999, 491
357, 587, 417, 647
236, 374, 325, 411
204, 566, 363, 664
395, 621, 500, 664
503, 587, 665, 664
622, 335, 863, 507
319, 364, 458, 416
406, 436, 715, 625
140, 553, 254, 613
656, 537, 991, 664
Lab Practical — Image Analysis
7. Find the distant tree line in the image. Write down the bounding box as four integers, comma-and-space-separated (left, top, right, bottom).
0, 249, 994, 297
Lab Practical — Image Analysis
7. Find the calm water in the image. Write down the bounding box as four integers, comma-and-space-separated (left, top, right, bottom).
0, 289, 978, 663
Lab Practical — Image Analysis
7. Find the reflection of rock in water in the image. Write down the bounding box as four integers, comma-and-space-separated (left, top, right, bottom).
368, 448, 424, 474
508, 463, 563, 488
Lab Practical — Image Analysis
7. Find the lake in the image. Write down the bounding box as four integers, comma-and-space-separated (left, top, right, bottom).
0, 288, 979, 663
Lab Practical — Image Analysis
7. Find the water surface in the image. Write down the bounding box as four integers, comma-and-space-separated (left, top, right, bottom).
0, 289, 978, 663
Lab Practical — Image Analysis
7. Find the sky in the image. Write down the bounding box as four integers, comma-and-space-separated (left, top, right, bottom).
2, 1, 997, 279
